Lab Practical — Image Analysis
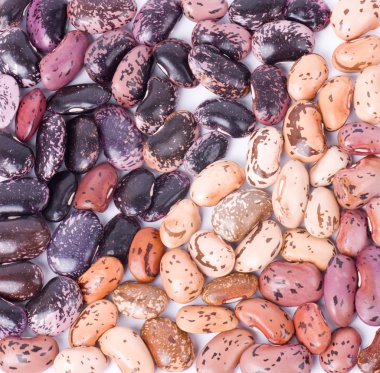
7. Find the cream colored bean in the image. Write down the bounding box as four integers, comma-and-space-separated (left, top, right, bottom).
304, 187, 340, 238
188, 230, 235, 278
310, 146, 351, 187
354, 65, 380, 124
318, 76, 354, 131
176, 305, 238, 334
282, 228, 337, 271
235, 220, 283, 272
160, 248, 204, 304
190, 160, 245, 207
287, 54, 328, 101
99, 327, 154, 373
245, 127, 283, 189
160, 199, 201, 248
272, 160, 309, 229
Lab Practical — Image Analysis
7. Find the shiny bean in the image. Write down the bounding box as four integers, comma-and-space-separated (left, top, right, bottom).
0, 298, 27, 339
182, 0, 228, 22
0, 0, 30, 32
358, 329, 380, 373
366, 196, 380, 246
0, 74, 19, 130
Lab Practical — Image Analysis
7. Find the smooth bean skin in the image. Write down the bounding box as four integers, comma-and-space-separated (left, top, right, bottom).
182, 0, 228, 22
366, 196, 380, 245
356, 246, 380, 326
320, 327, 362, 373
26, 0, 67, 53
240, 344, 312, 373
0, 298, 27, 339
251, 64, 290, 126
189, 44, 250, 99
192, 20, 252, 61
358, 329, 380, 373
259, 261, 323, 307
252, 20, 315, 65
324, 255, 358, 327
333, 156, 380, 209
0, 0, 30, 32
0, 74, 19, 130
132, 0, 182, 46
43, 171, 77, 222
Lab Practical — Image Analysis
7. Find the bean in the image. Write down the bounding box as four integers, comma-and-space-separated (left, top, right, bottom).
0, 74, 19, 130
358, 329, 380, 373
0, 0, 30, 32
182, 0, 228, 22
0, 298, 27, 339
366, 196, 380, 245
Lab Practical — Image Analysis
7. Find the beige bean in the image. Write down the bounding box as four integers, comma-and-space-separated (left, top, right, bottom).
310, 146, 351, 187
176, 305, 238, 334
190, 160, 245, 207
272, 160, 309, 229
318, 76, 354, 131
282, 228, 337, 271
245, 127, 283, 188
235, 220, 284, 272
160, 199, 201, 248
287, 54, 328, 101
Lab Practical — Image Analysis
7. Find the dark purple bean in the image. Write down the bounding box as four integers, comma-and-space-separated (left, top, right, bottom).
84, 27, 137, 86
0, 262, 43, 302
35, 113, 66, 182
251, 64, 290, 126
26, 0, 68, 53
47, 84, 111, 115
189, 44, 250, 99
153, 39, 198, 88
0, 298, 26, 339
132, 0, 182, 46
195, 98, 255, 138
135, 77, 177, 135
252, 20, 315, 65
26, 276, 83, 336
65, 115, 100, 174
0, 0, 30, 32
0, 178, 49, 216
140, 171, 190, 222
0, 74, 19, 130
184, 131, 229, 176
0, 216, 50, 264
192, 20, 252, 61
0, 133, 34, 179
114, 168, 155, 217
96, 214, 140, 267
143, 110, 199, 173
285, 0, 331, 32
95, 104, 144, 172
47, 210, 103, 278
67, 0, 137, 34
43, 171, 77, 222
228, 0, 286, 31
0, 28, 40, 87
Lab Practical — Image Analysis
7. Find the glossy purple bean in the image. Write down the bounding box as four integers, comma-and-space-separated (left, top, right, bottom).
0, 74, 19, 130
0, 298, 27, 339
0, 0, 30, 32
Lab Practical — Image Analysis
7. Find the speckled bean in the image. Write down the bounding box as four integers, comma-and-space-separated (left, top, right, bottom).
358, 328, 380, 373
366, 196, 380, 245
182, 0, 228, 22
0, 74, 19, 130
0, 298, 26, 339
0, 0, 30, 32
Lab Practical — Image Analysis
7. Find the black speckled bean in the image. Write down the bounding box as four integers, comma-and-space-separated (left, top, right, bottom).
0, 298, 27, 339
47, 210, 103, 278
195, 98, 255, 138
0, 178, 49, 216
84, 27, 137, 86
96, 214, 140, 267
95, 104, 144, 172
229, 0, 286, 31
0, 262, 43, 302
0, 216, 50, 264
143, 110, 199, 173
153, 39, 198, 88
189, 44, 250, 99
65, 115, 100, 174
135, 77, 177, 135
252, 20, 315, 65
114, 168, 155, 217
26, 276, 83, 336
47, 84, 111, 115
285, 0, 331, 32
0, 28, 40, 87
43, 171, 77, 222
35, 113, 66, 183
0, 133, 34, 179
0, 0, 30, 31
132, 0, 182, 46
184, 131, 229, 176
140, 171, 190, 222
251, 64, 290, 126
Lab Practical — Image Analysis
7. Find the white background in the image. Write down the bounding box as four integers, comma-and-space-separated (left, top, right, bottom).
5, 0, 379, 372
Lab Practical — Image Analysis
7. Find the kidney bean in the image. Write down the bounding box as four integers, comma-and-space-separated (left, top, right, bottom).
358, 328, 380, 373
182, 0, 228, 22
366, 196, 380, 245
0, 74, 19, 130
0, 298, 27, 339
0, 0, 30, 32
259, 261, 323, 307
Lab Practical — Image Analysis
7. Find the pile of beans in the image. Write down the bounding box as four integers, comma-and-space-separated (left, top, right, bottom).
0, 0, 379, 372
